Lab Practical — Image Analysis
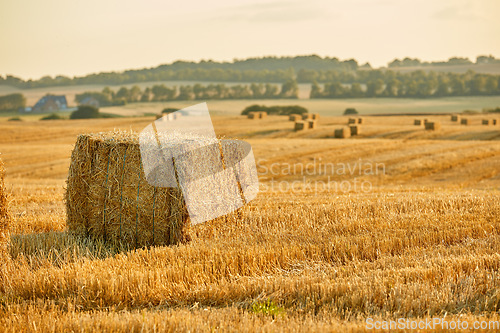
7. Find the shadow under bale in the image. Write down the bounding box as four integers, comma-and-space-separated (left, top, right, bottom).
9, 231, 125, 268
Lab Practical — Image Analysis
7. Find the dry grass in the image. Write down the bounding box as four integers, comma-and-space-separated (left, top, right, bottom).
0, 117, 499, 331
0, 157, 10, 256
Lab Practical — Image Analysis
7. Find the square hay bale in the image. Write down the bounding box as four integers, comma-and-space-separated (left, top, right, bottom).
312, 114, 320, 120
294, 121, 306, 131
494, 119, 498, 125
425, 121, 441, 131
461, 118, 469, 125
289, 114, 302, 122
65, 132, 190, 248
258, 111, 267, 119
348, 118, 356, 124
482, 119, 490, 125
302, 114, 314, 120
414, 119, 423, 126
451, 115, 460, 122
357, 118, 364, 124
334, 127, 351, 138
248, 112, 258, 119
349, 125, 361, 136
307, 120, 317, 129
0, 157, 10, 255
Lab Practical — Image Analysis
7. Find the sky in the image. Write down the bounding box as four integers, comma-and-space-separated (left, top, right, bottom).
1, 0, 499, 80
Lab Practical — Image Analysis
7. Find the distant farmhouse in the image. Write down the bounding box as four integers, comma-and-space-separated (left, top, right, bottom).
30, 95, 68, 113
79, 96, 100, 108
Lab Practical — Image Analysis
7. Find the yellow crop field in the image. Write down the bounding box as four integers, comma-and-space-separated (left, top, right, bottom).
0, 114, 499, 332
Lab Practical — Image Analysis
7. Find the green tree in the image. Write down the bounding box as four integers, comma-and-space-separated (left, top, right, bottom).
0, 93, 26, 112
280, 79, 299, 98
70, 105, 100, 119
310, 81, 323, 98
350, 82, 364, 98
177, 85, 194, 100
343, 108, 358, 115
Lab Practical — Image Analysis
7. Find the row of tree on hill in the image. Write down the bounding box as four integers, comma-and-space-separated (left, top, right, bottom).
0, 56, 359, 88
1, 55, 499, 89
241, 104, 308, 115
388, 55, 500, 68
311, 71, 500, 98
75, 81, 299, 105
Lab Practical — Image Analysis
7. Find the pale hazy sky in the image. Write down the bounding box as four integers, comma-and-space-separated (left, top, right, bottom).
1, 0, 499, 80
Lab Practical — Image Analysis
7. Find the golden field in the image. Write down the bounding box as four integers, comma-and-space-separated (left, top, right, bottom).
0, 114, 499, 332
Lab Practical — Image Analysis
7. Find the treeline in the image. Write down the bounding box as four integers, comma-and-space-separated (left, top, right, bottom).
2, 55, 500, 90
0, 93, 25, 112
388, 55, 500, 68
311, 70, 500, 98
0, 55, 359, 88
241, 104, 308, 115
75, 81, 298, 105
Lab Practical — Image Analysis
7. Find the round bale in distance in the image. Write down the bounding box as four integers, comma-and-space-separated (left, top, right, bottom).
334, 127, 351, 138
425, 122, 441, 131
295, 121, 306, 131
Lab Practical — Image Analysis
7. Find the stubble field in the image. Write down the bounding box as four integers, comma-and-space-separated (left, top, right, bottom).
0, 114, 499, 332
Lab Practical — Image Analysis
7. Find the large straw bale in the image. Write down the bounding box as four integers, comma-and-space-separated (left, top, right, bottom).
302, 114, 314, 120
258, 112, 267, 119
334, 127, 351, 138
0, 157, 10, 255
414, 119, 423, 126
357, 118, 364, 124
451, 115, 460, 122
289, 114, 302, 121
493, 119, 498, 125
312, 114, 320, 120
461, 118, 469, 125
307, 120, 317, 129
482, 119, 490, 125
348, 118, 356, 124
65, 132, 190, 248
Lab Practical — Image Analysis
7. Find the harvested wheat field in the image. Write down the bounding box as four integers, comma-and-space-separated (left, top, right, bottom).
0, 116, 499, 332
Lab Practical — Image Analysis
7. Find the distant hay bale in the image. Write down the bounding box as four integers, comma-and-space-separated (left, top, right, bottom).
349, 125, 361, 136
258, 111, 267, 119
307, 120, 317, 129
294, 121, 306, 131
414, 119, 423, 126
494, 119, 498, 125
482, 119, 490, 125
158, 113, 182, 121
425, 121, 441, 131
451, 115, 460, 122
461, 118, 469, 125
0, 157, 10, 256
65, 132, 190, 248
248, 112, 258, 119
348, 118, 356, 124
312, 114, 320, 120
334, 127, 351, 138
302, 114, 314, 120
289, 114, 302, 122
357, 118, 364, 124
